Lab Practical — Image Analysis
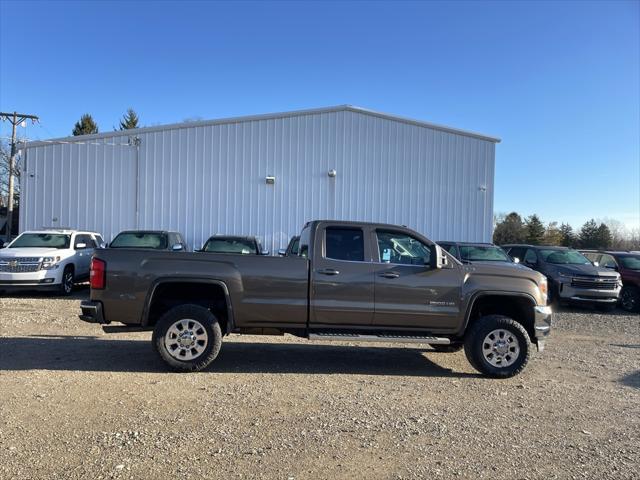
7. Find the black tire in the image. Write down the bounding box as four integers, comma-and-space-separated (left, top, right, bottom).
464, 315, 532, 378
152, 304, 222, 372
431, 343, 464, 353
620, 286, 640, 313
58, 265, 75, 296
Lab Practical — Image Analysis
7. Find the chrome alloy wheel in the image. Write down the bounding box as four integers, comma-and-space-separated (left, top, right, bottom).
164, 318, 208, 361
482, 329, 520, 368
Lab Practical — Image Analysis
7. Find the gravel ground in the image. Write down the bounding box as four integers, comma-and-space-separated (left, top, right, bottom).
0, 288, 638, 479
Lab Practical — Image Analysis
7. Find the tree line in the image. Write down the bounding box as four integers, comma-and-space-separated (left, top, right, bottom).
71, 108, 140, 136
493, 212, 640, 250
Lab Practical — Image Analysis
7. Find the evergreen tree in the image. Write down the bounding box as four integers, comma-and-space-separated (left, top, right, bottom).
119, 108, 140, 130
525, 214, 545, 245
72, 114, 99, 136
559, 223, 576, 247
595, 223, 612, 249
579, 219, 599, 248
493, 212, 526, 245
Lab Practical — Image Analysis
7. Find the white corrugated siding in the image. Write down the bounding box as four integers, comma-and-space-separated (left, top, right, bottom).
22, 109, 496, 252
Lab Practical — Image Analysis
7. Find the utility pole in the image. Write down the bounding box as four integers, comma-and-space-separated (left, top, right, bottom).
0, 111, 39, 242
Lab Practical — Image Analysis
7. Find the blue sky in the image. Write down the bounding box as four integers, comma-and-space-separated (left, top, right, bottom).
1, 0, 638, 230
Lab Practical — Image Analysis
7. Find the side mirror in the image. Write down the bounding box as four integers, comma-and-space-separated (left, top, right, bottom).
260, 249, 270, 256
592, 261, 599, 267
99, 242, 107, 249
75, 242, 87, 250
430, 244, 448, 269
1, 241, 8, 248
171, 243, 184, 251
278, 249, 287, 256
513, 257, 520, 264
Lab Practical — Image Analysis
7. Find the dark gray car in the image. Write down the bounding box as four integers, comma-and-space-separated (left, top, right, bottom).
438, 242, 527, 270
109, 230, 188, 252
502, 244, 621, 310
198, 235, 269, 255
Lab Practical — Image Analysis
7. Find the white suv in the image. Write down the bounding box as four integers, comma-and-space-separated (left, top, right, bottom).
0, 229, 104, 295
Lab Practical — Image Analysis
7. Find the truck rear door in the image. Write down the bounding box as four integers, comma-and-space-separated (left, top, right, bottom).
309, 225, 375, 326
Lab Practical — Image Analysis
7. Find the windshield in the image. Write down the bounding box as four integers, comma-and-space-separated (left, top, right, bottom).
540, 249, 591, 265
619, 255, 640, 270
110, 232, 168, 250
203, 238, 257, 255
9, 233, 71, 249
459, 245, 511, 262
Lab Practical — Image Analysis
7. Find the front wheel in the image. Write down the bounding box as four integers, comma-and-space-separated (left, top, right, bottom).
58, 265, 74, 296
464, 315, 532, 378
152, 304, 222, 372
620, 286, 640, 313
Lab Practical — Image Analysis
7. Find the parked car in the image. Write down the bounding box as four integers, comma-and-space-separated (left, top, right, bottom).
502, 244, 621, 310
80, 220, 552, 378
109, 230, 188, 252
0, 229, 104, 295
198, 235, 268, 255
580, 250, 640, 313
278, 236, 300, 257
438, 241, 527, 269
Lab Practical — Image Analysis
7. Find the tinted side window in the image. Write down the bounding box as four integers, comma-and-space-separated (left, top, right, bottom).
524, 249, 538, 264
75, 235, 95, 248
441, 244, 458, 258
599, 254, 617, 268
325, 227, 364, 262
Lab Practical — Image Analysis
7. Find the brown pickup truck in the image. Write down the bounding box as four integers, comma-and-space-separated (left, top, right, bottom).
80, 220, 552, 378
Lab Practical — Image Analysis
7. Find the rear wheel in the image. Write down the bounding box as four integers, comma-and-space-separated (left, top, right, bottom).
152, 304, 222, 372
620, 286, 640, 313
464, 315, 531, 378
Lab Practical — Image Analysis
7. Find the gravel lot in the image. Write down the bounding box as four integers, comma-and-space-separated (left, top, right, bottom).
0, 288, 638, 479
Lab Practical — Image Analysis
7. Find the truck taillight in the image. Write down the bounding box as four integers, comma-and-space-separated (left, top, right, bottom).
90, 258, 106, 290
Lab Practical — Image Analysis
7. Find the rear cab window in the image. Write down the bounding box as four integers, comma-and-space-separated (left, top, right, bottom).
324, 227, 365, 262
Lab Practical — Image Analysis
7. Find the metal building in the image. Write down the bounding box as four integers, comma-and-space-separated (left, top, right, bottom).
22, 106, 500, 252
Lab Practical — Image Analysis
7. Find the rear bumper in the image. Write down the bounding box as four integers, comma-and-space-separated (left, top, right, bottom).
79, 300, 108, 324
533, 305, 553, 351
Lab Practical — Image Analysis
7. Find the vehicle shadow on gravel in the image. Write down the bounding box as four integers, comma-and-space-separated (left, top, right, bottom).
619, 371, 640, 390
0, 285, 89, 301
0, 335, 480, 378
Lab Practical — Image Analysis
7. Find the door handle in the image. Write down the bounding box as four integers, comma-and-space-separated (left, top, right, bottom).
317, 268, 340, 276
380, 272, 400, 279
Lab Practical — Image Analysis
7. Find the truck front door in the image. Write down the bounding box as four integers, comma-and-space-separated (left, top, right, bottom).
310, 225, 374, 326
371, 229, 461, 331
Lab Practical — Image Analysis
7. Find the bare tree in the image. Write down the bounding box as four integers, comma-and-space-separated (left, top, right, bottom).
0, 140, 20, 208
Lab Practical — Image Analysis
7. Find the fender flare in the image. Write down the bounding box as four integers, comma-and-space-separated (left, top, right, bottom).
141, 277, 235, 334
461, 290, 537, 335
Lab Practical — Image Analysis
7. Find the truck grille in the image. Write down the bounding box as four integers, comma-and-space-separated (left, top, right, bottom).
571, 276, 618, 290
0, 257, 42, 273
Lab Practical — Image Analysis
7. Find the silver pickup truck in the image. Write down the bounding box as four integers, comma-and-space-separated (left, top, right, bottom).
80, 220, 552, 378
